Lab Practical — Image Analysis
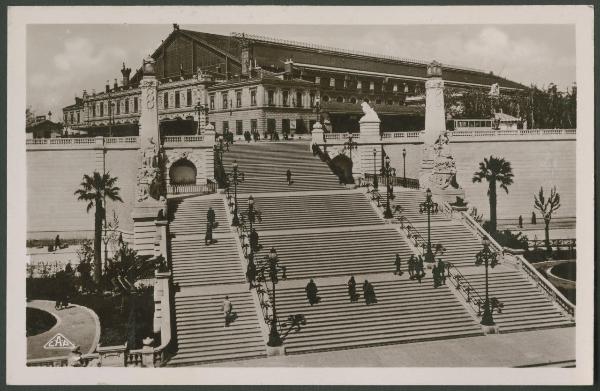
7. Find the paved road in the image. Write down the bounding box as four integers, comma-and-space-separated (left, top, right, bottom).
205, 327, 575, 367
27, 300, 100, 360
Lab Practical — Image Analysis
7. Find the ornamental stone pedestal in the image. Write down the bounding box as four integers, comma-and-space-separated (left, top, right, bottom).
419, 61, 465, 204
132, 56, 167, 255
310, 121, 324, 151
358, 101, 382, 184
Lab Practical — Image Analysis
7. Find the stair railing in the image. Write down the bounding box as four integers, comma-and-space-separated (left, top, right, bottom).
459, 210, 504, 253
516, 254, 575, 318
445, 263, 490, 318
397, 215, 426, 253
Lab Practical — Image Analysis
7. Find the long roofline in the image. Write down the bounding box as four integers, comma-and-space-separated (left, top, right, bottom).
231, 32, 490, 76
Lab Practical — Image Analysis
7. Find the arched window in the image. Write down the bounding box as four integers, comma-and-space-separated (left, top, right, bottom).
322, 95, 330, 102
336, 96, 344, 103
350, 97, 357, 104
169, 159, 197, 185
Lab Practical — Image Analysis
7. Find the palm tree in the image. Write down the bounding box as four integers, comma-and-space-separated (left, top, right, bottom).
534, 186, 561, 254
472, 156, 514, 233
74, 171, 123, 284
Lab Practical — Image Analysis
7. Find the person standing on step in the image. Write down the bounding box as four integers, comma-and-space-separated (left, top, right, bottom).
222, 295, 233, 327
437, 258, 446, 285
246, 254, 257, 290
249, 228, 261, 253
365, 281, 377, 305
394, 253, 403, 276
416, 255, 424, 283
207, 206, 216, 229
305, 279, 320, 306
408, 255, 415, 279
518, 215, 523, 228
347, 276, 358, 302
286, 169, 292, 185
432, 264, 440, 288
205, 221, 213, 246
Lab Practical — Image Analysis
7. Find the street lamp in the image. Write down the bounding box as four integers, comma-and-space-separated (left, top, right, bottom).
402, 148, 407, 187
257, 247, 287, 347
213, 136, 226, 188
245, 195, 262, 257
226, 160, 244, 226
372, 148, 378, 190
419, 188, 439, 263
381, 155, 396, 219
475, 237, 500, 326
343, 134, 359, 159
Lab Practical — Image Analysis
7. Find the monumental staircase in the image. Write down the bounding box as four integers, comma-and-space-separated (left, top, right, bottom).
164, 141, 573, 366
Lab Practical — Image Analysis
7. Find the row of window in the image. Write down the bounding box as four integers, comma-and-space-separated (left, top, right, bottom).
218, 118, 313, 135
64, 111, 81, 125
90, 97, 139, 118
163, 89, 193, 109
315, 76, 420, 94
209, 89, 317, 110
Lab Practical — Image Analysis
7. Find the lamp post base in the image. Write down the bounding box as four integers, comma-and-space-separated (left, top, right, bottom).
266, 344, 286, 356
480, 324, 500, 335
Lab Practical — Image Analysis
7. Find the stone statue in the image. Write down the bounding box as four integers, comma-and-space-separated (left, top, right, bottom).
360, 101, 380, 122
489, 83, 500, 96
136, 139, 165, 202
433, 131, 451, 158
143, 56, 155, 76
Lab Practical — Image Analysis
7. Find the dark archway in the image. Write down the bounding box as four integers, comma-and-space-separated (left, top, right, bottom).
331, 154, 354, 184
169, 159, 197, 185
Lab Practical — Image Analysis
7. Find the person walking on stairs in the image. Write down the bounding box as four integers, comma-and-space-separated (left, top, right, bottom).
416, 255, 425, 283
207, 206, 216, 229
394, 253, 403, 276
222, 295, 233, 327
286, 169, 293, 185
347, 276, 359, 302
408, 255, 415, 279
246, 254, 257, 290
437, 258, 446, 285
249, 228, 261, 253
432, 265, 441, 288
363, 280, 377, 305
205, 222, 213, 246
305, 279, 320, 306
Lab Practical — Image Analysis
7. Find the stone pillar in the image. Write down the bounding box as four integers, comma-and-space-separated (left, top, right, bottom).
141, 338, 155, 367
358, 102, 381, 182
419, 61, 465, 203
139, 60, 160, 151
310, 121, 324, 150
196, 72, 214, 134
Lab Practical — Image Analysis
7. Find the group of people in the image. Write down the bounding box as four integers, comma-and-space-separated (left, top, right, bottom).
396, 254, 448, 289
407, 254, 426, 282
347, 277, 377, 305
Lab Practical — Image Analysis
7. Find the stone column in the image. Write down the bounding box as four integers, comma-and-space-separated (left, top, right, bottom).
196, 72, 214, 134
358, 102, 381, 183
310, 121, 324, 150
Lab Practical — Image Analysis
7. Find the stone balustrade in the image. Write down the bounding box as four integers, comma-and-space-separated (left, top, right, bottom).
26, 135, 216, 150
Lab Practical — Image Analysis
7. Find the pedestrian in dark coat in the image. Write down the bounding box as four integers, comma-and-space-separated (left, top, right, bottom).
286, 169, 292, 185
394, 253, 403, 276
205, 222, 213, 245
437, 258, 446, 284
305, 279, 319, 306
518, 215, 523, 228
207, 207, 216, 228
408, 255, 415, 279
246, 256, 257, 290
347, 276, 358, 302
365, 281, 377, 305
249, 229, 261, 253
432, 265, 440, 288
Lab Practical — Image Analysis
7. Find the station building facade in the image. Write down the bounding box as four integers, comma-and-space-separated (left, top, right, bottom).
62, 26, 525, 138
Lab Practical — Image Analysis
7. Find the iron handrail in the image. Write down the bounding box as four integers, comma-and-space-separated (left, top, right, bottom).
445, 263, 487, 317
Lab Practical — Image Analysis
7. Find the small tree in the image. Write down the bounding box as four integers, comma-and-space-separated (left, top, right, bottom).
74, 172, 123, 284
472, 156, 514, 233
534, 186, 561, 254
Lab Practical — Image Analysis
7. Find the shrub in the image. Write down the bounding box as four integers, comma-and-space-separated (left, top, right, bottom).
489, 229, 529, 250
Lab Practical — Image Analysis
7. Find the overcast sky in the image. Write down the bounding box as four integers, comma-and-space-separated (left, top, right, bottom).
27, 24, 575, 120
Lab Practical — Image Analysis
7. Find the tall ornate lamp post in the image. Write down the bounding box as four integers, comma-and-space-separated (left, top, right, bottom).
258, 247, 287, 347
381, 155, 396, 219
246, 195, 262, 257
343, 134, 359, 159
226, 160, 244, 226
419, 188, 439, 263
475, 237, 499, 326
402, 148, 407, 187
372, 148, 378, 190
213, 136, 226, 187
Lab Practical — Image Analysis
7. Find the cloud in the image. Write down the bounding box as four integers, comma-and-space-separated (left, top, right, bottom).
53, 37, 126, 72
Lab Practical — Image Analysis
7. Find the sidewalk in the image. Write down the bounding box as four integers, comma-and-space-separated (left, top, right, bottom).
205, 327, 574, 367
27, 300, 100, 360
